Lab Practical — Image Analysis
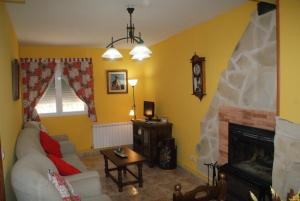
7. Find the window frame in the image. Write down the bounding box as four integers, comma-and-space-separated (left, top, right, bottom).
37, 63, 87, 117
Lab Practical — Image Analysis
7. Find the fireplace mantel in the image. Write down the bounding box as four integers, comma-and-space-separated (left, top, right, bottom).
218, 106, 276, 164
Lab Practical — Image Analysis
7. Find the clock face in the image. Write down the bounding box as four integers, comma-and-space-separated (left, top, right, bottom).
193, 64, 201, 76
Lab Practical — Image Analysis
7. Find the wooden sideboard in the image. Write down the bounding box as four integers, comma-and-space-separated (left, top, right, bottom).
132, 120, 172, 167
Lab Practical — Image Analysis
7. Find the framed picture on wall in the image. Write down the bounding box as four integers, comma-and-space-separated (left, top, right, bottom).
12, 59, 20, 101
106, 70, 128, 94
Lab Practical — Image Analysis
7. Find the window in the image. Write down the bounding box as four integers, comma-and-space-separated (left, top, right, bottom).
36, 63, 87, 116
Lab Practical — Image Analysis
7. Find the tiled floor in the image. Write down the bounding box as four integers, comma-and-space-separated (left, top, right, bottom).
81, 154, 205, 201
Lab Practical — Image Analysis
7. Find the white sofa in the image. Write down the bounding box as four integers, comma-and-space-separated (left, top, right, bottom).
11, 122, 111, 201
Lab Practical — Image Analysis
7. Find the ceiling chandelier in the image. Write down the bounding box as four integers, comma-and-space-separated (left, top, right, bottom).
102, 7, 152, 61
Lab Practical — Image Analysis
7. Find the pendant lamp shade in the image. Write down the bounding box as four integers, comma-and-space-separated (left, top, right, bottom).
132, 52, 151, 61
129, 44, 152, 56
102, 47, 123, 59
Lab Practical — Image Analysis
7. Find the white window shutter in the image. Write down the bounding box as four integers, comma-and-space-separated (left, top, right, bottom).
35, 79, 57, 114
35, 62, 87, 116
61, 78, 85, 112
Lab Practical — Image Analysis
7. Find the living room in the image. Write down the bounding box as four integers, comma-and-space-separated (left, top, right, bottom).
0, 0, 299, 201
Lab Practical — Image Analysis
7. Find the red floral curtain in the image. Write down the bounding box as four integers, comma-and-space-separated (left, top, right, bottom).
21, 58, 56, 122
63, 58, 97, 122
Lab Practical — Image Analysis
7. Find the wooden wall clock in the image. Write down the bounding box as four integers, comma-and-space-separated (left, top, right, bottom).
191, 54, 206, 101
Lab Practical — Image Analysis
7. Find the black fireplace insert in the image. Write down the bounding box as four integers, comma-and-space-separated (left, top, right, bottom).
229, 123, 274, 184
222, 123, 275, 201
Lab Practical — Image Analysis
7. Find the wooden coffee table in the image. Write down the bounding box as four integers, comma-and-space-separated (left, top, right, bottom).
100, 147, 146, 192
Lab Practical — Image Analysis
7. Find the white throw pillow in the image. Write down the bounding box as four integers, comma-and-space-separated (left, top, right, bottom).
48, 170, 81, 201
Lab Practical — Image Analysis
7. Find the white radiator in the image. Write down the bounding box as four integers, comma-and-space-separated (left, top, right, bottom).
92, 121, 133, 149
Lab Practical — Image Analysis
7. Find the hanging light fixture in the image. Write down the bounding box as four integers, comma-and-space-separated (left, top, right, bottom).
130, 44, 152, 60
102, 47, 123, 60
102, 7, 152, 61
131, 53, 151, 61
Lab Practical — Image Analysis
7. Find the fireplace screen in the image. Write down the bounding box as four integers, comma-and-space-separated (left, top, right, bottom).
228, 123, 274, 184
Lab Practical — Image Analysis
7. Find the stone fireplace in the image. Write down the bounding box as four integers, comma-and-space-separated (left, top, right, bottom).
194, 3, 300, 200
196, 5, 277, 175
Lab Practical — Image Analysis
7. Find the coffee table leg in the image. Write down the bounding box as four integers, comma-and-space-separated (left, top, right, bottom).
137, 163, 143, 187
117, 167, 123, 192
104, 156, 109, 177
123, 167, 127, 176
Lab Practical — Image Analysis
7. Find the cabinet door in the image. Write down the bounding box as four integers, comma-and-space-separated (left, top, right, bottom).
143, 129, 151, 158
133, 126, 144, 155
157, 125, 172, 140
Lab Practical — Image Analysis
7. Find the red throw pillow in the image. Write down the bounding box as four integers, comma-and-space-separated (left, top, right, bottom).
48, 154, 81, 176
40, 130, 62, 158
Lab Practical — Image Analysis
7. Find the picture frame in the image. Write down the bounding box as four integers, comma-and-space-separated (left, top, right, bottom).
191, 54, 206, 101
12, 59, 20, 101
106, 70, 128, 94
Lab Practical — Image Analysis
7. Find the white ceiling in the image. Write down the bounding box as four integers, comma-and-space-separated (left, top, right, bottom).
6, 0, 247, 48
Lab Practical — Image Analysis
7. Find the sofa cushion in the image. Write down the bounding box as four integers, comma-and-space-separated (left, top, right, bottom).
52, 134, 69, 142
63, 154, 87, 172
16, 127, 46, 159
12, 153, 107, 201
13, 125, 111, 201
24, 121, 48, 132
48, 170, 81, 200
11, 153, 62, 201
24, 121, 41, 129
59, 141, 76, 155
48, 154, 81, 176
40, 131, 63, 158
65, 171, 102, 198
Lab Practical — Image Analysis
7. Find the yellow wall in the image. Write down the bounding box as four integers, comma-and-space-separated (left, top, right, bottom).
20, 46, 150, 151
20, 2, 258, 179
279, 0, 300, 124
146, 2, 256, 176
0, 3, 22, 201
20, 2, 256, 177
1, 0, 294, 199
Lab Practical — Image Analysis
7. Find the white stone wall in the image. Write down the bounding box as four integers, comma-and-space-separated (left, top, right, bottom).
273, 118, 300, 200
196, 10, 277, 174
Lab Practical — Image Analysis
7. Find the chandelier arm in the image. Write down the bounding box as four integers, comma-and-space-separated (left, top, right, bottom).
106, 36, 144, 48
133, 36, 144, 44
105, 37, 128, 48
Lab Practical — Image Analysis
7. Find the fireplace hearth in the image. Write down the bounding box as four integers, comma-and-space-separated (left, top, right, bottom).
221, 123, 275, 201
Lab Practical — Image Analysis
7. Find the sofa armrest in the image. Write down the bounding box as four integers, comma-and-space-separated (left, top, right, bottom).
64, 171, 102, 198
59, 141, 76, 155
52, 134, 69, 141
